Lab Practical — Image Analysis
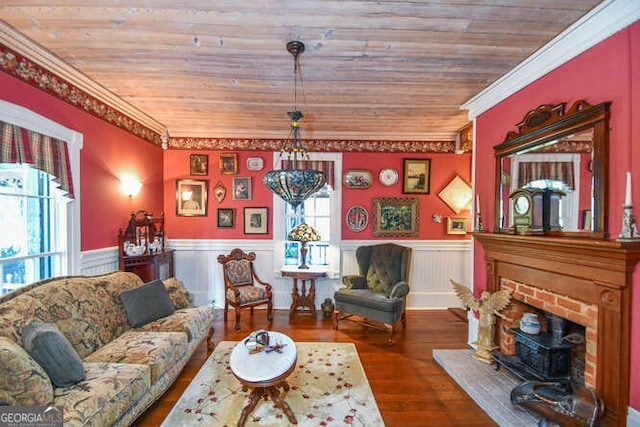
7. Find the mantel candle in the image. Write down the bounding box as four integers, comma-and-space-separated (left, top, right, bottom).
476, 194, 481, 214
625, 171, 632, 206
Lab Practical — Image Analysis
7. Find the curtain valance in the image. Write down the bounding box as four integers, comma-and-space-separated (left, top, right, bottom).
517, 161, 574, 190
281, 159, 334, 188
0, 120, 75, 198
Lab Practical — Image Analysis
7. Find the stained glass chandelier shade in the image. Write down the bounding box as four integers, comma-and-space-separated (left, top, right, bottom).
263, 41, 326, 208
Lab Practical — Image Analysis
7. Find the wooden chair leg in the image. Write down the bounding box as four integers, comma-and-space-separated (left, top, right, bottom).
224, 300, 229, 320
207, 326, 215, 351
332, 310, 339, 330
235, 307, 241, 330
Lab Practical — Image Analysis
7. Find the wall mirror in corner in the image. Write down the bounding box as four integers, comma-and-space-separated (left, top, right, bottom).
494, 99, 611, 239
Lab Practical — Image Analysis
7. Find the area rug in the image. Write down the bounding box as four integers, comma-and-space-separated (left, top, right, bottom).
161, 341, 384, 426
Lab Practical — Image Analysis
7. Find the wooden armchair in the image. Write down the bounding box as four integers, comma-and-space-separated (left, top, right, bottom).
217, 248, 273, 330
333, 243, 412, 345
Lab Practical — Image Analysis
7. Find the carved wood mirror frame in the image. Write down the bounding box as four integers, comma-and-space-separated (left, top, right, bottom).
494, 99, 611, 238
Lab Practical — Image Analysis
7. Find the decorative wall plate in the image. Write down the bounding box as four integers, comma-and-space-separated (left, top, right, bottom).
379, 168, 398, 186
246, 157, 264, 171
213, 181, 226, 203
346, 205, 369, 232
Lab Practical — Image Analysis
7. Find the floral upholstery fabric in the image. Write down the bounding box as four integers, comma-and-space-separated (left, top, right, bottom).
226, 285, 268, 304
162, 277, 192, 309
83, 331, 187, 383
53, 362, 150, 427
0, 337, 53, 406
0, 271, 215, 427
0, 272, 144, 358
224, 259, 253, 286
135, 306, 213, 342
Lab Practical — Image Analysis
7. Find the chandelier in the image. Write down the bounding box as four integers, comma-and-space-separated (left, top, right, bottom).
263, 41, 326, 208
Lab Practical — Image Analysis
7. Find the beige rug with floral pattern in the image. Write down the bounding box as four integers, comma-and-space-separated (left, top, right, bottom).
161, 341, 384, 426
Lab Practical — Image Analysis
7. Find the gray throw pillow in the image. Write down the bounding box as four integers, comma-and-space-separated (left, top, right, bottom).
120, 279, 175, 327
22, 323, 86, 388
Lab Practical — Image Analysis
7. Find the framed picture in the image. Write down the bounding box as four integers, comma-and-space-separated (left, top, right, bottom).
244, 207, 268, 234
217, 208, 235, 228
176, 179, 208, 217
220, 153, 238, 175
343, 169, 373, 189
232, 177, 252, 200
190, 154, 208, 176
447, 217, 469, 235
212, 180, 226, 203
373, 197, 419, 237
402, 158, 431, 194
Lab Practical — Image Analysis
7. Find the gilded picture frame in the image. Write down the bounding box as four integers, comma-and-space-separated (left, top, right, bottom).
189, 154, 208, 176
447, 217, 468, 235
373, 197, 419, 237
402, 158, 431, 194
176, 179, 208, 217
220, 153, 238, 175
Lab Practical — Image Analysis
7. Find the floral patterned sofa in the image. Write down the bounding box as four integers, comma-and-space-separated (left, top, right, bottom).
0, 271, 215, 426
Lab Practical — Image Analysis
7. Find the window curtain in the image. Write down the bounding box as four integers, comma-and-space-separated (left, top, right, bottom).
518, 161, 574, 190
282, 159, 334, 188
0, 120, 75, 198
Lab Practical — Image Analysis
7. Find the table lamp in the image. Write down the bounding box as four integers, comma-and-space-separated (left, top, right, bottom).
287, 223, 320, 269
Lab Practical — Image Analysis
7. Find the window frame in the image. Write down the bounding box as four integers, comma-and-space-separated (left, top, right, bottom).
0, 100, 83, 278
271, 152, 342, 277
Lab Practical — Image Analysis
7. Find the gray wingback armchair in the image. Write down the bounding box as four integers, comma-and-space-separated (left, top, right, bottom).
333, 243, 412, 345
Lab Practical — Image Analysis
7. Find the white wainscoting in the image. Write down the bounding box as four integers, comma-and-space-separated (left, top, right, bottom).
80, 247, 119, 275
79, 239, 472, 310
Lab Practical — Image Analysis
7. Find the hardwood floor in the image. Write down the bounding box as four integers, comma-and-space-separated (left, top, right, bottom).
133, 309, 497, 426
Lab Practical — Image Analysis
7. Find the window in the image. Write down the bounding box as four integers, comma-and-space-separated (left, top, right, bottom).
0, 101, 82, 294
284, 186, 331, 267
0, 164, 65, 294
272, 152, 342, 275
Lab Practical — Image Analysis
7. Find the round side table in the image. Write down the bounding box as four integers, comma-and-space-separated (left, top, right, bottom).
229, 331, 298, 426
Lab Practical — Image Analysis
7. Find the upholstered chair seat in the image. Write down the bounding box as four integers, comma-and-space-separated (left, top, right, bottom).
218, 248, 273, 330
333, 243, 412, 345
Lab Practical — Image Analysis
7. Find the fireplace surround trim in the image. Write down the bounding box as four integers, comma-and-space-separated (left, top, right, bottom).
474, 232, 640, 427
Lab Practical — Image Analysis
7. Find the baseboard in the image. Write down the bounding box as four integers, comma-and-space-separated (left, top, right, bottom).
629, 406, 640, 427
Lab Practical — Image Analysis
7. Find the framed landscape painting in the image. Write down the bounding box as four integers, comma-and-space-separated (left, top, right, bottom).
402, 158, 431, 194
373, 197, 419, 237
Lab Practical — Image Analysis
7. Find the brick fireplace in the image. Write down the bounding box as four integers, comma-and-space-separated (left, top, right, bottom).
475, 233, 640, 427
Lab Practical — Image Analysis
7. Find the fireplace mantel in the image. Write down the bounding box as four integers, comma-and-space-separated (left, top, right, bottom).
474, 232, 640, 426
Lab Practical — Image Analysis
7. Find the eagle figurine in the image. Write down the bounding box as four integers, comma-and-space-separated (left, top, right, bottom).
450, 279, 513, 363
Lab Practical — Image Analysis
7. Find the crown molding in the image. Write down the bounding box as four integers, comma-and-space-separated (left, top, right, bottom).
461, 0, 640, 119
0, 19, 167, 139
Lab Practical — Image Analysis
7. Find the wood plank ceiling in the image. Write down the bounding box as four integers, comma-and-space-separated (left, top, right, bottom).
0, 1, 602, 142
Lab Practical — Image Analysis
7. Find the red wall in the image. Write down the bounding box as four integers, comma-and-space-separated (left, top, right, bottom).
473, 22, 640, 409
163, 150, 273, 239
162, 149, 472, 240
342, 152, 472, 239
0, 72, 164, 251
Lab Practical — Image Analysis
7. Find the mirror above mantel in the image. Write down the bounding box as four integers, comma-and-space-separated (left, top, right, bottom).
494, 99, 611, 239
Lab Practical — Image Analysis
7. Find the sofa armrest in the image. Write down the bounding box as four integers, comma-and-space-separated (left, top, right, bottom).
342, 275, 367, 289
389, 281, 410, 299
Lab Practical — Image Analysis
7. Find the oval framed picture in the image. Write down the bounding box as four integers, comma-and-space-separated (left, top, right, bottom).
346, 205, 369, 232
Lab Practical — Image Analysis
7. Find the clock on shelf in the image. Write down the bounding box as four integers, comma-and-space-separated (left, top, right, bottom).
509, 189, 544, 235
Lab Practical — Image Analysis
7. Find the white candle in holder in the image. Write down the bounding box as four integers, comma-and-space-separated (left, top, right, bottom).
476, 194, 481, 214
625, 171, 632, 206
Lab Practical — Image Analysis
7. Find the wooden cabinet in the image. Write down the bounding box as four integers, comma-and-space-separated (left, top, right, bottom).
118, 210, 174, 282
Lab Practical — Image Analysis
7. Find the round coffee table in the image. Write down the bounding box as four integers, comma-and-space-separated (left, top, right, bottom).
229, 331, 298, 426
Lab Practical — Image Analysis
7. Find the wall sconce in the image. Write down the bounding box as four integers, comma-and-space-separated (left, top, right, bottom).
121, 175, 142, 197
